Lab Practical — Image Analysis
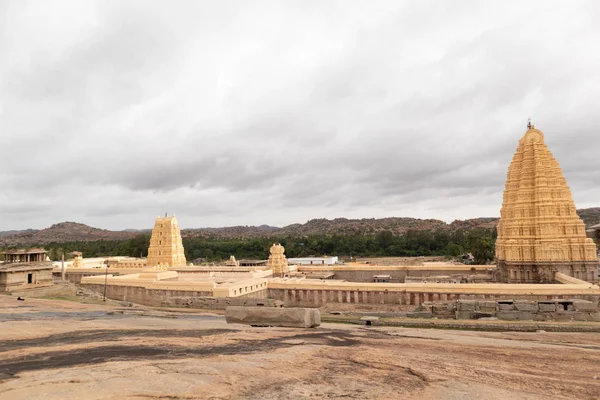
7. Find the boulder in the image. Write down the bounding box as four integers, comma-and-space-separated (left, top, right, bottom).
225, 306, 320, 328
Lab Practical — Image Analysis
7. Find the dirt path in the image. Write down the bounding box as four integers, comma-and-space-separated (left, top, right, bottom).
0, 297, 599, 399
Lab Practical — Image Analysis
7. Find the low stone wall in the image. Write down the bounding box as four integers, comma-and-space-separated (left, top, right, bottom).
417, 299, 600, 322
268, 288, 600, 308
163, 295, 281, 309
5, 281, 76, 298
297, 265, 493, 283
82, 283, 268, 307
54, 269, 144, 284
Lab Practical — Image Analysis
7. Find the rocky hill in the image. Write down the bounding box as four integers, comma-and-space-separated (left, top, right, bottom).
0, 222, 138, 246
1, 208, 598, 246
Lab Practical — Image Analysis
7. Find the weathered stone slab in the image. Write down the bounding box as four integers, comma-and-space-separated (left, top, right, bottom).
478, 301, 497, 310
431, 302, 454, 315
406, 312, 433, 319
472, 312, 495, 319
497, 311, 536, 321
513, 301, 537, 312
498, 302, 515, 311
225, 306, 320, 328
537, 302, 556, 312
457, 300, 477, 311
455, 311, 472, 320
571, 300, 598, 312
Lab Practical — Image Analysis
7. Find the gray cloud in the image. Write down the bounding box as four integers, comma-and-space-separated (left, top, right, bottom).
1, 0, 600, 230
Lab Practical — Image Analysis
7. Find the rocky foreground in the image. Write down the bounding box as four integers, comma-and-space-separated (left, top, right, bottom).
0, 297, 599, 399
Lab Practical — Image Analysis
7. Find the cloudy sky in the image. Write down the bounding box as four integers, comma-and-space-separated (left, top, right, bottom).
1, 0, 599, 230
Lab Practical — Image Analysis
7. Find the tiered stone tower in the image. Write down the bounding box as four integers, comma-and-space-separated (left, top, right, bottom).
146, 215, 187, 270
267, 243, 289, 277
495, 123, 598, 283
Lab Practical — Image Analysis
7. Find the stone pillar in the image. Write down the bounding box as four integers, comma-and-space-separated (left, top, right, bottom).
61, 254, 65, 281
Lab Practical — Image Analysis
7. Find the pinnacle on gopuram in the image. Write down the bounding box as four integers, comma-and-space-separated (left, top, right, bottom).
267, 243, 289, 277
495, 122, 599, 283
146, 215, 187, 270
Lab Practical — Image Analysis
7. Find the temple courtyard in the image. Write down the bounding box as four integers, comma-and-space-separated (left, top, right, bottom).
0, 297, 599, 400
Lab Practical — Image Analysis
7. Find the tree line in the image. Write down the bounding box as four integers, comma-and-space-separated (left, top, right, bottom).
1, 228, 498, 265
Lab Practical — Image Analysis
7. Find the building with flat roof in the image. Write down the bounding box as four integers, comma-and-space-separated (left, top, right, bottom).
2, 248, 48, 264
288, 256, 339, 265
0, 248, 53, 292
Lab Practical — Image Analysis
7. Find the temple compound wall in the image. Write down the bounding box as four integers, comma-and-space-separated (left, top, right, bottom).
495, 125, 599, 283
147, 215, 187, 270
298, 264, 493, 283
267, 286, 600, 308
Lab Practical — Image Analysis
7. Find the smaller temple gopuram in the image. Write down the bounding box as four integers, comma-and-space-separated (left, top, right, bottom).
71, 251, 83, 268
267, 243, 289, 277
225, 255, 240, 267
495, 122, 599, 283
146, 215, 187, 270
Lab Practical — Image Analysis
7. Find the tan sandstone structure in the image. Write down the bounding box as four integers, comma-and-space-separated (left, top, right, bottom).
71, 252, 83, 268
146, 215, 187, 270
495, 123, 599, 283
225, 255, 240, 267
267, 243, 289, 277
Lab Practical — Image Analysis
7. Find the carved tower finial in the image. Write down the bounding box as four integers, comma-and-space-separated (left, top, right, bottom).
527, 117, 532, 130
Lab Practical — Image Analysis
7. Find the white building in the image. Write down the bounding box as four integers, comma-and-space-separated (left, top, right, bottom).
287, 256, 339, 265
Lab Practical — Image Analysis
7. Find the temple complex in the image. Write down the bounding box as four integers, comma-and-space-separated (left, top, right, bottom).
146, 215, 187, 270
495, 123, 599, 283
267, 243, 289, 277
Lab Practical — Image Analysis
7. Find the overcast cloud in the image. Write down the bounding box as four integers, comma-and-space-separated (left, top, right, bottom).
1, 0, 599, 230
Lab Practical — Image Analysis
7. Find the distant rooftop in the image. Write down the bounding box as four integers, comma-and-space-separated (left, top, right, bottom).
2, 248, 47, 255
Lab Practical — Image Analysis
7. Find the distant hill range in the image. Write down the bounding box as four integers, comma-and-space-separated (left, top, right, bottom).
1, 207, 599, 246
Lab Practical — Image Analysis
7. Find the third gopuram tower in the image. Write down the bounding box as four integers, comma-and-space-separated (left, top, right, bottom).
495, 123, 598, 283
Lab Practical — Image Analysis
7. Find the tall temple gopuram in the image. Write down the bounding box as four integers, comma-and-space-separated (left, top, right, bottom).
146, 215, 187, 270
495, 123, 599, 283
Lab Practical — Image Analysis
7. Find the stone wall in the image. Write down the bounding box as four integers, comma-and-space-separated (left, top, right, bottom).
268, 287, 600, 308
163, 294, 279, 309
304, 267, 493, 283
82, 283, 268, 306
419, 299, 600, 322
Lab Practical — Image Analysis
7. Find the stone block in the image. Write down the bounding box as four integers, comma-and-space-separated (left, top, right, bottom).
513, 301, 537, 312
472, 312, 495, 319
431, 302, 455, 317
406, 312, 433, 319
537, 302, 556, 312
572, 312, 596, 322
477, 301, 497, 310
455, 311, 472, 320
497, 311, 536, 321
571, 300, 598, 312
457, 300, 477, 311
553, 311, 577, 322
498, 302, 515, 311
477, 307, 497, 314
431, 301, 454, 312
225, 306, 320, 328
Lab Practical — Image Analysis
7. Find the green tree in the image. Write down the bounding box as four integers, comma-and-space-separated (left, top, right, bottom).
446, 242, 464, 257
